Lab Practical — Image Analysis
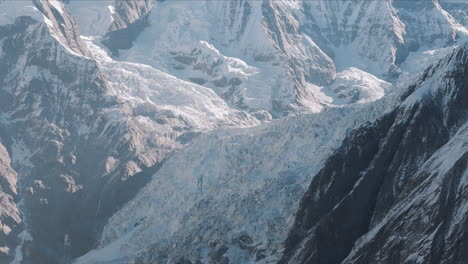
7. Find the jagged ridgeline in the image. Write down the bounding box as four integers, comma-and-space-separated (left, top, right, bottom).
0, 0, 466, 263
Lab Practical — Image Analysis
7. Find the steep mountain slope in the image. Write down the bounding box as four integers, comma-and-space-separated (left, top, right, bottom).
75, 90, 399, 264
95, 0, 153, 53
91, 0, 467, 118
0, 1, 467, 264
76, 40, 468, 264
106, 0, 153, 33
281, 42, 468, 264
301, 0, 467, 74
0, 138, 20, 263
112, 0, 337, 116
0, 1, 255, 263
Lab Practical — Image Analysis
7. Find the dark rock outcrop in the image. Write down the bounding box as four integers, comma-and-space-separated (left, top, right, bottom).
103, 0, 153, 56
0, 2, 162, 263
281, 43, 468, 264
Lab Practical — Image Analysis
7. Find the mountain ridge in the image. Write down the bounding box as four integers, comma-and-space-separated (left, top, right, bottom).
0, 1, 466, 263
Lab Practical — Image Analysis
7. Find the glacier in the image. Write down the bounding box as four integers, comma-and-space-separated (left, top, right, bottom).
0, 0, 466, 264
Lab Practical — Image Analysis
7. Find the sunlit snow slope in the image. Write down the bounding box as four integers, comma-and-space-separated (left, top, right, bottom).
70, 0, 468, 118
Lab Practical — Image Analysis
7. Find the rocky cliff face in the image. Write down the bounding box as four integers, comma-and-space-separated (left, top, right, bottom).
105, 0, 337, 116
0, 1, 467, 264
97, 0, 467, 117
281, 43, 468, 264
0, 1, 103, 261
0, 138, 20, 263
0, 7, 125, 263
108, 0, 153, 32
0, 1, 255, 263
103, 0, 153, 55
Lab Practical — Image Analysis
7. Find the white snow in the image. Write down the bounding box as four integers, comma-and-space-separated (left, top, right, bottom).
83, 37, 258, 130
103, 0, 467, 115
401, 44, 468, 106
327, 68, 391, 105
65, 1, 114, 36
1, 2, 466, 264
74, 91, 399, 263
0, 1, 44, 26
72, 2, 467, 262
401, 45, 459, 75
301, 0, 406, 76
107, 5, 115, 22
113, 0, 336, 113
0, 247, 9, 254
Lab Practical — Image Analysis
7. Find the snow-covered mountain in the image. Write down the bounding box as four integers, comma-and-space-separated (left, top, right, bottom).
0, 1, 254, 262
75, 26, 468, 264
77, 0, 467, 117
74, 93, 399, 264
282, 41, 468, 264
0, 1, 466, 264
